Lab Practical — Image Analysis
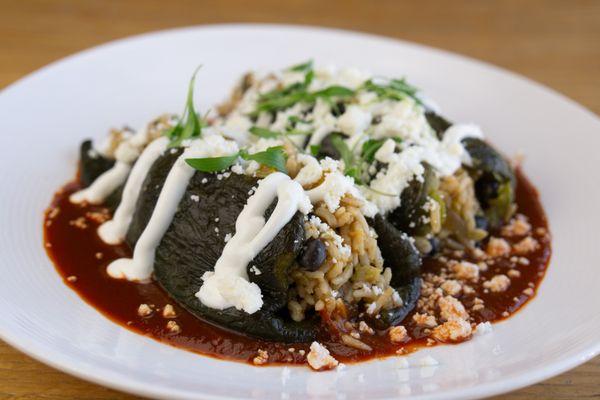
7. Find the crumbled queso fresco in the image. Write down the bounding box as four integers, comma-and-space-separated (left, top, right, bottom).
215, 64, 481, 215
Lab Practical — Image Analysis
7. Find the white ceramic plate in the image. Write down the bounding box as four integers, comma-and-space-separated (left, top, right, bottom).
0, 24, 598, 400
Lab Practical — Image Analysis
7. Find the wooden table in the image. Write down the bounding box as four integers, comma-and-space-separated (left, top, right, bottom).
0, 1, 598, 398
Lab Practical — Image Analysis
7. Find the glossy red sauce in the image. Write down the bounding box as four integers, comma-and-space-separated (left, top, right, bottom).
43, 169, 551, 365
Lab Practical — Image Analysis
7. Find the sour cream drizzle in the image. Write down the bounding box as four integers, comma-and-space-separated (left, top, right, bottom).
196, 172, 312, 314
105, 135, 239, 282
70, 161, 132, 204
70, 124, 153, 204
98, 136, 169, 244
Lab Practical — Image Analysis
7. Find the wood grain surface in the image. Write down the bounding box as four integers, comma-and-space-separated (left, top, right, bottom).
0, 1, 598, 399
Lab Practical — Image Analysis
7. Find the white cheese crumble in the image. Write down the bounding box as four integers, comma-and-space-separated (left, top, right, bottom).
214, 64, 486, 216
337, 105, 372, 137
249, 265, 262, 276
294, 154, 323, 186
474, 321, 493, 336
305, 157, 376, 217
307, 341, 339, 370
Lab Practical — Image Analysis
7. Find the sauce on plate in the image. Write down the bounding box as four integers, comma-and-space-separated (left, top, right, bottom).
43, 169, 551, 364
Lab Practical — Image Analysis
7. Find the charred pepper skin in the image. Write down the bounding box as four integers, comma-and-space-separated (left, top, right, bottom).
367, 215, 422, 329
126, 151, 317, 343
425, 112, 516, 228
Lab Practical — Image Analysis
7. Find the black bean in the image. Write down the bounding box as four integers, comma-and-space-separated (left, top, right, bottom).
298, 238, 327, 271
428, 237, 441, 256
475, 215, 489, 231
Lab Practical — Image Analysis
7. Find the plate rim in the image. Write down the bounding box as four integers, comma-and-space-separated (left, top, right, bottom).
1, 22, 599, 400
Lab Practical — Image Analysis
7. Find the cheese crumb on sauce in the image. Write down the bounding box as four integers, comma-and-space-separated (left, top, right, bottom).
483, 274, 511, 293
162, 304, 177, 318
307, 341, 339, 371
474, 321, 493, 336
389, 325, 408, 343
137, 303, 153, 317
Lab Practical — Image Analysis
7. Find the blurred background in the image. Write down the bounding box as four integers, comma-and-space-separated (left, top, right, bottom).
0, 1, 598, 399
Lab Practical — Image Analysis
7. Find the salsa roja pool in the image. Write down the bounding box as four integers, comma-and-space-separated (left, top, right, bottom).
43, 168, 551, 365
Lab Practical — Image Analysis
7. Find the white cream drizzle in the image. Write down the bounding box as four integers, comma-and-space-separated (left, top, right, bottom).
196, 172, 312, 314
106, 135, 239, 282
69, 161, 132, 204
70, 124, 153, 204
98, 137, 169, 244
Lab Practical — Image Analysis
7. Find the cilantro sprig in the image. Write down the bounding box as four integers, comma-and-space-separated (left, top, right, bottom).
164, 67, 205, 147
185, 146, 288, 174
240, 146, 288, 173
363, 78, 423, 105
253, 63, 355, 116
328, 135, 402, 186
185, 154, 239, 173
287, 60, 314, 72
328, 134, 362, 183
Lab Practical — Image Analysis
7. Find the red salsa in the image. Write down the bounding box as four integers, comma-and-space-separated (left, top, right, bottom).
43, 169, 551, 365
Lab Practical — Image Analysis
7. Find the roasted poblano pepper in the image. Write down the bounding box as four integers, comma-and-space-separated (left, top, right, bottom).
367, 215, 422, 329
387, 163, 438, 235
425, 112, 516, 228
126, 151, 317, 342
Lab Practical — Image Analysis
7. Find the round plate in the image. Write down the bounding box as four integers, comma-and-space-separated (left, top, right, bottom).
0, 24, 598, 400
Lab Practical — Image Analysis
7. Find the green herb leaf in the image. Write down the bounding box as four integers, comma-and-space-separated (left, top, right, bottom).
329, 134, 354, 169
309, 144, 321, 157
255, 91, 308, 115
363, 78, 422, 105
253, 66, 354, 115
285, 128, 311, 136
241, 146, 288, 173
345, 166, 362, 184
312, 85, 355, 99
288, 60, 314, 72
288, 115, 310, 126
361, 139, 386, 163
249, 126, 281, 139
303, 69, 315, 87
168, 66, 204, 147
185, 153, 239, 172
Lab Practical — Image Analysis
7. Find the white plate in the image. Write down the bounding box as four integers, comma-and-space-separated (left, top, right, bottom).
0, 24, 598, 400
